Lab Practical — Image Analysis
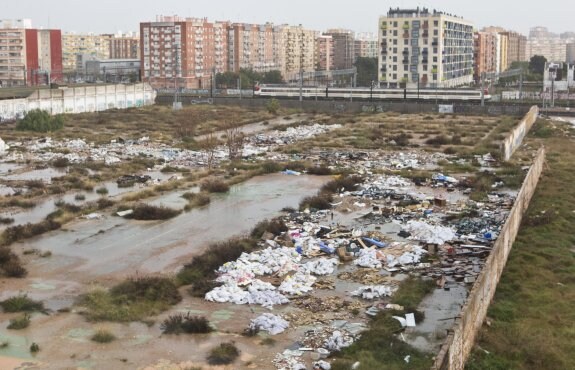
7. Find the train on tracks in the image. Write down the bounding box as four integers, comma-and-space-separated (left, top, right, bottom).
253, 84, 491, 102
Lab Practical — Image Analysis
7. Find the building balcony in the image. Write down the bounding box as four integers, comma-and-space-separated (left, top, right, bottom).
402, 24, 410, 30
403, 32, 410, 38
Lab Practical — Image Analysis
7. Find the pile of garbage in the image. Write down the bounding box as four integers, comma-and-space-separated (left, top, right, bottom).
249, 313, 290, 335
253, 124, 342, 146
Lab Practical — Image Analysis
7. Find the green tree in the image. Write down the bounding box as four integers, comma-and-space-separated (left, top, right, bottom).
216, 72, 239, 89
529, 55, 547, 75
262, 70, 284, 84
354, 57, 378, 87
16, 109, 64, 132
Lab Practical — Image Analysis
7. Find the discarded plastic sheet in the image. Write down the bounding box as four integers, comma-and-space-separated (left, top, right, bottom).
279, 272, 317, 295
249, 313, 289, 335
351, 285, 396, 300
362, 237, 387, 248
354, 249, 382, 269
301, 258, 339, 276
282, 169, 301, 176
116, 209, 134, 217
324, 330, 354, 351
393, 316, 407, 327
402, 220, 456, 244
405, 313, 416, 327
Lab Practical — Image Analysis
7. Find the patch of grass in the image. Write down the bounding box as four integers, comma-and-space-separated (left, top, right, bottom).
1, 198, 37, 209
250, 218, 288, 239
96, 187, 109, 195
260, 161, 283, 174
200, 178, 230, 193
0, 294, 44, 313
52, 157, 70, 168
1, 219, 61, 246
425, 135, 451, 146
127, 204, 181, 220
299, 193, 333, 210
30, 342, 39, 353
74, 194, 86, 201
332, 277, 434, 369
91, 329, 116, 343
160, 313, 213, 334
8, 314, 31, 330
306, 166, 333, 175
182, 192, 211, 210
467, 125, 575, 370
207, 342, 240, 365
321, 175, 363, 194
0, 217, 14, 225
78, 276, 182, 322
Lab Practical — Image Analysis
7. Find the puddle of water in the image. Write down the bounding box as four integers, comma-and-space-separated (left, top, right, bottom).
22, 174, 328, 278
0, 332, 33, 360
0, 163, 22, 175
0, 171, 175, 231
404, 284, 468, 353
2, 168, 66, 183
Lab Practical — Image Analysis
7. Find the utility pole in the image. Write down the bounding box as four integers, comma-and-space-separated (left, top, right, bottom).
519, 71, 523, 102
239, 74, 242, 100
480, 72, 485, 107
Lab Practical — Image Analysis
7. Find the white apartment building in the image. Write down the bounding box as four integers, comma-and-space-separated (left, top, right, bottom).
378, 8, 474, 89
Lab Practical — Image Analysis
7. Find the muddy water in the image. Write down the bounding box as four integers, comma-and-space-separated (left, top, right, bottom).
20, 174, 328, 279
0, 171, 173, 230
2, 167, 66, 182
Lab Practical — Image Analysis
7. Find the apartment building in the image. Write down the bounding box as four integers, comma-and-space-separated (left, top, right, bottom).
315, 34, 334, 71
228, 23, 277, 73
527, 26, 575, 62
62, 33, 111, 71
502, 31, 527, 67
0, 23, 62, 87
282, 25, 317, 78
109, 33, 140, 59
140, 16, 229, 89
354, 33, 378, 60
324, 29, 355, 70
473, 31, 497, 82
378, 8, 474, 88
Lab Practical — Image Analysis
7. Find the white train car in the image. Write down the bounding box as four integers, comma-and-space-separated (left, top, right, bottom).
254, 85, 490, 101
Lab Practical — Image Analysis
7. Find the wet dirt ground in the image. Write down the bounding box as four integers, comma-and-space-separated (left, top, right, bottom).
1, 174, 329, 369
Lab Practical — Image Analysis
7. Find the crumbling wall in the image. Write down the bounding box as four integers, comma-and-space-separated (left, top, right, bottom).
432, 146, 546, 370
0, 83, 156, 121
501, 106, 539, 161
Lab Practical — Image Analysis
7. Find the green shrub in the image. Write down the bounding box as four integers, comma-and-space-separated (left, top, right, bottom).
266, 98, 280, 115
207, 342, 240, 365
299, 193, 333, 210
52, 157, 70, 168
96, 187, 109, 195
250, 218, 288, 239
160, 313, 213, 334
127, 204, 181, 220
0, 294, 44, 313
16, 109, 64, 132
91, 329, 116, 343
8, 314, 31, 330
200, 179, 230, 193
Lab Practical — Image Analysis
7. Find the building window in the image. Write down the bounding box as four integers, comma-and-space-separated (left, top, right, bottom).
393, 30, 398, 36
393, 65, 397, 71
434, 30, 438, 36
434, 21, 439, 26
404, 39, 408, 45
433, 56, 438, 62
393, 39, 398, 45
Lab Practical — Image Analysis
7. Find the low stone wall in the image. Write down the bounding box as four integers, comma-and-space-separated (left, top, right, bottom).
155, 96, 532, 116
432, 146, 546, 370
0, 83, 156, 121
501, 106, 539, 161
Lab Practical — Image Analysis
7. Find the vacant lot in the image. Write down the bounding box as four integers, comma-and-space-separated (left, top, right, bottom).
467, 119, 575, 370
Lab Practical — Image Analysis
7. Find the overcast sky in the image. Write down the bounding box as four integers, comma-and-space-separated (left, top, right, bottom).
3, 0, 572, 36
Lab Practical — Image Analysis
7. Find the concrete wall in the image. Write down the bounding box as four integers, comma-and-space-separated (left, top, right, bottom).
155, 96, 532, 116
501, 106, 539, 161
432, 146, 546, 370
0, 83, 156, 121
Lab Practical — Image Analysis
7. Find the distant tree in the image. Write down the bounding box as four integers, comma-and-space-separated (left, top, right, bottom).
529, 55, 547, 75
509, 61, 529, 71
354, 57, 378, 87
16, 109, 64, 132
198, 133, 219, 169
216, 72, 239, 89
262, 70, 284, 84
